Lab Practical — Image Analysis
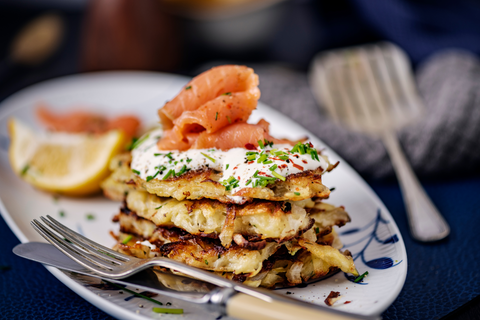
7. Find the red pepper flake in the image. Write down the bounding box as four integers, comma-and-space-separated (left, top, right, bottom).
237, 176, 241, 180
302, 160, 308, 164
245, 143, 256, 150
308, 142, 314, 148
233, 166, 238, 170
280, 164, 288, 169
248, 161, 254, 164
344, 301, 352, 305
293, 163, 304, 170
290, 159, 304, 171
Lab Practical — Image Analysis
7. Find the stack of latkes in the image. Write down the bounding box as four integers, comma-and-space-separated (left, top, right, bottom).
101, 65, 358, 288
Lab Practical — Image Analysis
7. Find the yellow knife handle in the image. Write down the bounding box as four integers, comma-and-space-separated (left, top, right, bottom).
227, 293, 364, 320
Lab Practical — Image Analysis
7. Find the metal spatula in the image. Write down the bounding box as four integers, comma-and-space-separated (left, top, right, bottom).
309, 42, 450, 242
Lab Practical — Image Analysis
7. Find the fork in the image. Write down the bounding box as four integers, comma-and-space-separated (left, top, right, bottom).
309, 42, 450, 242
31, 215, 371, 320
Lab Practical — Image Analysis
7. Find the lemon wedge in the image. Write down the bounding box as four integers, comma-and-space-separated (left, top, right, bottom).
8, 118, 125, 196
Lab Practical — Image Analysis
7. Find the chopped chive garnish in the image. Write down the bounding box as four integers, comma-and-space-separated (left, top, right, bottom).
278, 155, 289, 161
215, 112, 218, 121
86, 213, 95, 220
186, 158, 192, 163
205, 260, 208, 265
21, 164, 29, 176
299, 144, 306, 154
176, 165, 187, 176
59, 211, 65, 217
126, 137, 138, 150
291, 143, 299, 153
257, 154, 267, 163
155, 165, 166, 172
226, 164, 229, 170
247, 155, 256, 161
226, 115, 231, 124
146, 171, 160, 182
354, 271, 369, 283
246, 179, 252, 186
201, 152, 216, 163
263, 160, 273, 164
269, 164, 278, 171
258, 140, 265, 149
165, 152, 173, 160
222, 92, 232, 96
271, 171, 286, 181
155, 205, 162, 210
163, 169, 174, 180
253, 170, 259, 177
121, 235, 132, 244
246, 151, 258, 155
132, 169, 140, 175
294, 192, 300, 196
330, 187, 336, 191
130, 134, 149, 150
152, 307, 183, 314
226, 176, 236, 183
104, 281, 163, 306
185, 85, 192, 90
258, 176, 276, 181
315, 227, 320, 234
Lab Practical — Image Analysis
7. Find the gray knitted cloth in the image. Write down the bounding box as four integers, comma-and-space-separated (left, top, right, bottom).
249, 50, 480, 179
199, 50, 480, 179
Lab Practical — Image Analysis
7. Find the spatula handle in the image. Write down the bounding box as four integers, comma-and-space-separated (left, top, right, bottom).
382, 130, 450, 242
226, 293, 370, 320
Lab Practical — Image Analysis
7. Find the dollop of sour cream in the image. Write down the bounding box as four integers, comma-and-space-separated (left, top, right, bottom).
131, 128, 329, 203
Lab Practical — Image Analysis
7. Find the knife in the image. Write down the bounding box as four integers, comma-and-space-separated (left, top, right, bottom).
14, 242, 378, 320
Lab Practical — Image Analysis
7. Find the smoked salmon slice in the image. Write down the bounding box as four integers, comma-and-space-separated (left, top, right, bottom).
192, 120, 292, 150
157, 119, 293, 151
158, 65, 259, 130
156, 129, 198, 151
172, 88, 260, 139
36, 104, 140, 139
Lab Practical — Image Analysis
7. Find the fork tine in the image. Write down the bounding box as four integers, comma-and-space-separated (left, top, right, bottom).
345, 49, 379, 134
358, 46, 391, 127
386, 43, 423, 118
40, 217, 122, 266
45, 215, 130, 261
31, 219, 114, 272
329, 53, 362, 131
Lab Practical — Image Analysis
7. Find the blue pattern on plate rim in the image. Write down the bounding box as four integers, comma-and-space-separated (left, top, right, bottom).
340, 209, 403, 284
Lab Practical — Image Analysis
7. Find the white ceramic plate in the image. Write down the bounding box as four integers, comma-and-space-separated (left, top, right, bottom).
0, 71, 407, 319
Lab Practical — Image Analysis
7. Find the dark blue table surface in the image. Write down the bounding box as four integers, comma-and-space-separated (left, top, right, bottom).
2, 175, 480, 320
